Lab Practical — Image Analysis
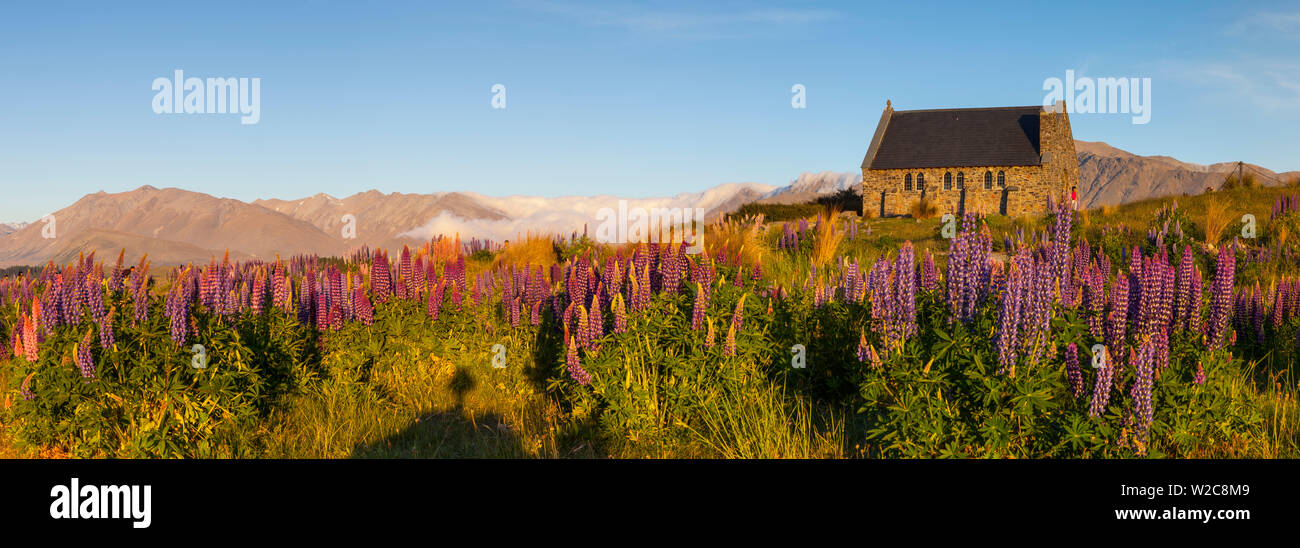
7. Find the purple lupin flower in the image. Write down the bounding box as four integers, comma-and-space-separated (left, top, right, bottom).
315, 283, 329, 330
166, 281, 190, 345
868, 257, 892, 340
731, 294, 746, 333
946, 229, 969, 321
1173, 245, 1194, 330
659, 247, 684, 294
1105, 272, 1129, 386
329, 284, 343, 331
1065, 342, 1083, 398
1031, 253, 1055, 365
1048, 201, 1073, 297
355, 286, 374, 326
399, 245, 412, 292
371, 250, 391, 303
508, 293, 522, 329
842, 260, 859, 303
86, 275, 105, 326
1081, 264, 1106, 339
1193, 361, 1206, 385
1207, 244, 1236, 349
921, 250, 939, 292
1186, 265, 1203, 333
1088, 345, 1114, 418
1130, 340, 1156, 453
565, 336, 591, 386
638, 262, 651, 311
611, 293, 628, 334
75, 328, 95, 378
98, 306, 115, 350
1287, 277, 1298, 316
71, 265, 88, 320
109, 249, 126, 293
573, 304, 591, 350
587, 294, 604, 353
946, 214, 992, 324
250, 269, 266, 315
691, 282, 708, 331
1251, 283, 1265, 345
895, 241, 917, 339
429, 279, 445, 320
219, 259, 237, 317
995, 256, 1024, 374
271, 263, 286, 311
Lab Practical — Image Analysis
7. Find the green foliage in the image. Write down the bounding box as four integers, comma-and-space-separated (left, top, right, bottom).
8, 294, 318, 457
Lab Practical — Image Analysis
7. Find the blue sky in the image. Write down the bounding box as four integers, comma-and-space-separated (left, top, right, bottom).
1, 0, 1297, 222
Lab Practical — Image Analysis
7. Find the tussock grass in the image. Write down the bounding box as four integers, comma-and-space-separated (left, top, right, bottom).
808, 210, 846, 269
907, 197, 938, 219
493, 232, 558, 271
1203, 199, 1232, 246
705, 216, 765, 267
691, 383, 845, 459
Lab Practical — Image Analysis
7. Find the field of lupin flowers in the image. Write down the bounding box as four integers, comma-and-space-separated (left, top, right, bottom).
2, 186, 1300, 459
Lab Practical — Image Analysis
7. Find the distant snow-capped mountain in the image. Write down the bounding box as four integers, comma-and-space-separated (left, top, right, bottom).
756, 171, 860, 205
0, 221, 31, 237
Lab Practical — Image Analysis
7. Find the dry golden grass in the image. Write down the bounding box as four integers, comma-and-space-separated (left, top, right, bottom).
493, 232, 558, 270
1204, 199, 1232, 246
907, 197, 938, 219
859, 202, 877, 220
811, 212, 845, 268
705, 217, 765, 267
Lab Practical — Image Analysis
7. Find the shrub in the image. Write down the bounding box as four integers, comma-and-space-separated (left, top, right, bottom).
908, 197, 938, 219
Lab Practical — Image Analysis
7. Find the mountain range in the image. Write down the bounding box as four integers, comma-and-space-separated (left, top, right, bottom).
1, 141, 1295, 267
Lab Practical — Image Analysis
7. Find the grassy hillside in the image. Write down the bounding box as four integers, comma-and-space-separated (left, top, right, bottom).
1, 181, 1298, 459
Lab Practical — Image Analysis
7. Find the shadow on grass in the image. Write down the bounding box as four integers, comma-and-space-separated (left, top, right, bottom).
349, 408, 526, 458
349, 365, 607, 459
350, 366, 522, 458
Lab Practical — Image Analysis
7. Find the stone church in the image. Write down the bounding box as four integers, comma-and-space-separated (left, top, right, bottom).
860, 101, 1078, 217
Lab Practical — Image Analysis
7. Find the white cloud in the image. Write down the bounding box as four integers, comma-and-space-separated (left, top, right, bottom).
1166, 58, 1300, 111
1228, 11, 1300, 37
519, 0, 835, 37
397, 182, 777, 243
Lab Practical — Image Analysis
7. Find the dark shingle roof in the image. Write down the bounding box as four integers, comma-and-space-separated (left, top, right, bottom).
864, 106, 1043, 170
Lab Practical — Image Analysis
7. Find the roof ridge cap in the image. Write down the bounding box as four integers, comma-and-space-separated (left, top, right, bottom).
895, 105, 1042, 114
